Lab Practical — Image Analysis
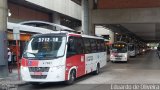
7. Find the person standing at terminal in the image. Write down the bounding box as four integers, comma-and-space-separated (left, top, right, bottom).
8, 48, 12, 73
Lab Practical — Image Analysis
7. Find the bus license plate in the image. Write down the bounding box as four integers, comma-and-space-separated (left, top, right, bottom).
116, 58, 121, 60
34, 72, 42, 75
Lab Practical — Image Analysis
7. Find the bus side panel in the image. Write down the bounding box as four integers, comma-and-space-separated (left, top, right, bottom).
100, 52, 107, 68
65, 54, 85, 80
85, 52, 107, 74
85, 54, 94, 74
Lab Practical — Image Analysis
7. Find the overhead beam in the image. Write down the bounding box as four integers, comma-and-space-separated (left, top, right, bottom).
92, 8, 160, 24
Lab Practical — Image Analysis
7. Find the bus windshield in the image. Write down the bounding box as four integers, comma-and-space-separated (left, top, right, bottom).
112, 43, 127, 53
128, 44, 135, 51
23, 36, 66, 60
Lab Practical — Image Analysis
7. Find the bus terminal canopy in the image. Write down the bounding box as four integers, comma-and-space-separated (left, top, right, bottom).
7, 22, 54, 34
19, 21, 76, 32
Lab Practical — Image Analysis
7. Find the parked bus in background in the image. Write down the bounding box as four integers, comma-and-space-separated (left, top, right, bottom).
110, 41, 128, 62
21, 32, 107, 85
128, 43, 137, 57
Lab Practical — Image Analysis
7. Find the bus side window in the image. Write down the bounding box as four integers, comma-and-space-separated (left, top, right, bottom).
76, 37, 85, 54
84, 38, 91, 54
67, 37, 76, 57
96, 40, 101, 52
90, 39, 97, 53
102, 40, 106, 51
100, 40, 106, 52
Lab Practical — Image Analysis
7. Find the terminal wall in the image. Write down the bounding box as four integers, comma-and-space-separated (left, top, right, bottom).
26, 0, 81, 20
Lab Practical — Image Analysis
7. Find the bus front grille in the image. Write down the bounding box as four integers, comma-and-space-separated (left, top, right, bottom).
29, 67, 49, 72
31, 75, 47, 79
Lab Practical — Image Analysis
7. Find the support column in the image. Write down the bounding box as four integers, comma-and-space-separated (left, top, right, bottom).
0, 0, 8, 77
52, 12, 61, 24
82, 0, 89, 35
82, 0, 95, 35
88, 0, 95, 35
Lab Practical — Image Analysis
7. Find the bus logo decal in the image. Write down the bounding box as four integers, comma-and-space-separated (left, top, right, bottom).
28, 61, 32, 66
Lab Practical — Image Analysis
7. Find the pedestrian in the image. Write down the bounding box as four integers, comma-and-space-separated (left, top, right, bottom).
8, 48, 12, 73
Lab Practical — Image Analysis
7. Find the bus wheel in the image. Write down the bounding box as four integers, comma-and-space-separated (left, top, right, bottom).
93, 64, 100, 75
111, 61, 115, 63
65, 70, 76, 85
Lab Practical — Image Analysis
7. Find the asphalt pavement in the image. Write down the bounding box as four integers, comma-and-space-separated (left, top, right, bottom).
4, 50, 160, 90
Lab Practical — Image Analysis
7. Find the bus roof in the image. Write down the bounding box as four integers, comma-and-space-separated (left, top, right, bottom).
7, 22, 77, 34
31, 32, 104, 40
7, 22, 54, 34
19, 21, 75, 32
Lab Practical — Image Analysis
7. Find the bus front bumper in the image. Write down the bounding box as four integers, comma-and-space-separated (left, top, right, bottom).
20, 66, 66, 82
110, 57, 127, 61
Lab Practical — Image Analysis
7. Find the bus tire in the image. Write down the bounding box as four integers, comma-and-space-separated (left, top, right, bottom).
111, 61, 115, 63
65, 70, 76, 85
93, 64, 100, 75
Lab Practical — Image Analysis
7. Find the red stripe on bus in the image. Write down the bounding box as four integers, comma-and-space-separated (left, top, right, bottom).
21, 58, 39, 67
65, 54, 85, 80
21, 58, 27, 67
68, 34, 81, 37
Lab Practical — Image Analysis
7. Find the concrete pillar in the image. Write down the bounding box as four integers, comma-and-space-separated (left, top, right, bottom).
0, 0, 8, 77
82, 0, 94, 35
88, 0, 95, 35
82, 0, 89, 35
52, 12, 61, 24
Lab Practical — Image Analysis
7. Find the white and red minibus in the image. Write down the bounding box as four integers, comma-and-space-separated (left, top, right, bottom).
110, 41, 128, 62
21, 32, 107, 85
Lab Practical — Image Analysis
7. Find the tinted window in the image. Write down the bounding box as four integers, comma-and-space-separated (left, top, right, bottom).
128, 44, 135, 51
101, 40, 106, 51
67, 37, 76, 57
76, 37, 85, 54
23, 36, 66, 60
84, 38, 91, 53
112, 43, 128, 53
90, 39, 97, 53
96, 39, 101, 52
67, 37, 85, 57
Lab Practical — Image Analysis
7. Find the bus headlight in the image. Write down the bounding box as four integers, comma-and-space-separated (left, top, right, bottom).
143, 49, 145, 52
110, 54, 114, 58
20, 66, 28, 71
124, 54, 127, 58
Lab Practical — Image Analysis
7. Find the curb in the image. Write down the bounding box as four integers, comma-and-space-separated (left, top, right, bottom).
0, 79, 29, 87
18, 82, 30, 87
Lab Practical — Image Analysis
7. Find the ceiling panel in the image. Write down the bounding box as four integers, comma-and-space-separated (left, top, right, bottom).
121, 24, 156, 40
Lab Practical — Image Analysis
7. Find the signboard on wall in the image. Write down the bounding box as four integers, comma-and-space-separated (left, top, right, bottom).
13, 27, 20, 40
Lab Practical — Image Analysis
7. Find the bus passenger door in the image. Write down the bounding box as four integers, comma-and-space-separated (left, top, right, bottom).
66, 37, 85, 77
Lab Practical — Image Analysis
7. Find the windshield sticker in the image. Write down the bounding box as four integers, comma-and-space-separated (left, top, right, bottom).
26, 50, 38, 53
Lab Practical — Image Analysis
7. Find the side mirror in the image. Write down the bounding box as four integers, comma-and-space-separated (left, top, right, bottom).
157, 47, 160, 51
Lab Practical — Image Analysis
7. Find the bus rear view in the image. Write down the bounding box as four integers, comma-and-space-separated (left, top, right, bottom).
110, 42, 128, 62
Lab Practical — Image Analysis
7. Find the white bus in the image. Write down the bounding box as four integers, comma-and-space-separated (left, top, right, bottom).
21, 32, 107, 85
128, 43, 137, 57
110, 41, 128, 62
7, 22, 54, 34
